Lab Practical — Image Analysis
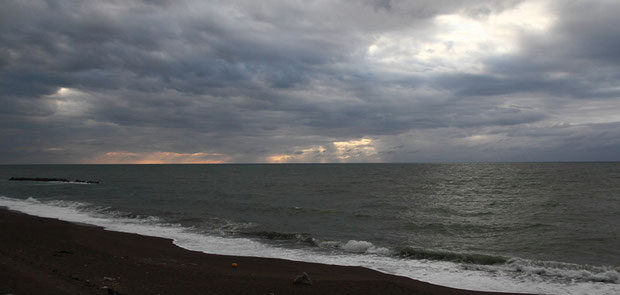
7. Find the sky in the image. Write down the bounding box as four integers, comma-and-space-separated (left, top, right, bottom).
2, 0, 620, 164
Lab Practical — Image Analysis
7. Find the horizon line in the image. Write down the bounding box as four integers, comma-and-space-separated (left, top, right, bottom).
2, 161, 620, 165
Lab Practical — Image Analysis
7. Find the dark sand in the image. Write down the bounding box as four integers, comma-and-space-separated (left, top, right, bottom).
0, 209, 534, 294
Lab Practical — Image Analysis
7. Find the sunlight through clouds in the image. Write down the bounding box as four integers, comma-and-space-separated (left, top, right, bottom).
89, 152, 230, 164
266, 145, 328, 163
333, 138, 379, 161
47, 87, 91, 117
366, 1, 556, 73
266, 138, 380, 163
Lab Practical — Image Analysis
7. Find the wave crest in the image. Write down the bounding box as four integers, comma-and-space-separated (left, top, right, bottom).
396, 247, 508, 265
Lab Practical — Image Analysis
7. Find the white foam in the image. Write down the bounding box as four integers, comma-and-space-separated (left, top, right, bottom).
334, 240, 392, 256
1, 196, 619, 295
342, 240, 374, 252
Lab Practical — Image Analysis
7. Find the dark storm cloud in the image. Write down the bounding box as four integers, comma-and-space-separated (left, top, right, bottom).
1, 0, 620, 163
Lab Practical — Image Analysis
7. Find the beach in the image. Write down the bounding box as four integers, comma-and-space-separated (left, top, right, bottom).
0, 208, 529, 295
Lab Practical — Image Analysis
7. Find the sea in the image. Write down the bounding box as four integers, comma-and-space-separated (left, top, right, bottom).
1, 163, 619, 294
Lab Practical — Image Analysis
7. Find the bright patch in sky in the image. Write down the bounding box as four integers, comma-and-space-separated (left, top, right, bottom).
90, 152, 229, 164
47, 87, 91, 117
266, 138, 379, 163
333, 138, 378, 161
267, 146, 328, 163
366, 1, 555, 73
57, 87, 70, 95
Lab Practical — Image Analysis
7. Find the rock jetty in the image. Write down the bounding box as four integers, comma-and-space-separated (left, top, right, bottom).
9, 177, 99, 184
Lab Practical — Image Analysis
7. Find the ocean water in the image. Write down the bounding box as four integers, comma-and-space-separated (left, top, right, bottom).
1, 163, 619, 294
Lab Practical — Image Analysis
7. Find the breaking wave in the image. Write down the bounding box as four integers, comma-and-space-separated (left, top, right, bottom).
396, 247, 508, 265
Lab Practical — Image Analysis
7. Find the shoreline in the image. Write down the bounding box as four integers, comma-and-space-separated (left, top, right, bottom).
0, 208, 535, 294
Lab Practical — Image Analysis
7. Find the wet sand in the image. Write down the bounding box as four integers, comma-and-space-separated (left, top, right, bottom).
0, 208, 534, 294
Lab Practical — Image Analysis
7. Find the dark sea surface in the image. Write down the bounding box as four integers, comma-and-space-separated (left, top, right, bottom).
1, 163, 619, 294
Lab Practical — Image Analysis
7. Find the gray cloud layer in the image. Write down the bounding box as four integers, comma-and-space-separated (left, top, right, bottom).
1, 0, 620, 163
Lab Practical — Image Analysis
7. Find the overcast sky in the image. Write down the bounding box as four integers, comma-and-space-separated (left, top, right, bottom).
2, 0, 620, 163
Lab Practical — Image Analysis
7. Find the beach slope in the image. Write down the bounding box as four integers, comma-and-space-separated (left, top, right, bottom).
0, 209, 531, 295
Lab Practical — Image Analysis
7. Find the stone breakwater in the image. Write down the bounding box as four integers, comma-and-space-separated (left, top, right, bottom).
9, 177, 99, 184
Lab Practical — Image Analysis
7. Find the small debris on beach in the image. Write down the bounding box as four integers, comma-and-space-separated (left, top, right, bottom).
52, 250, 74, 257
293, 272, 312, 285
